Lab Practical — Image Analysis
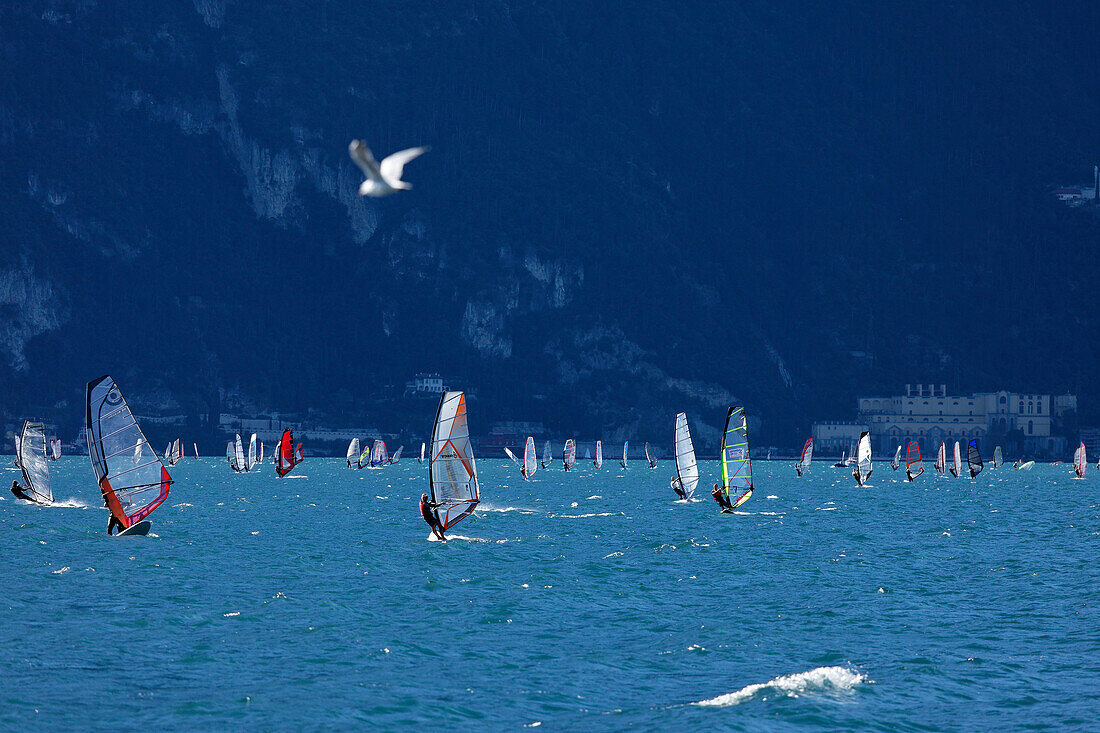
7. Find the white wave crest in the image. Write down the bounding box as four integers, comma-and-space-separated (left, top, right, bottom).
51, 499, 88, 508
695, 666, 867, 707
477, 504, 537, 514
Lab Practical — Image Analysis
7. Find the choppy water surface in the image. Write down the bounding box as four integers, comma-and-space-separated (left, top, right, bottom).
3, 458, 1099, 729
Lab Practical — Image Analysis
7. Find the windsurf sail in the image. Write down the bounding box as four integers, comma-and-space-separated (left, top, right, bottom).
594, 440, 603, 469
428, 391, 480, 530
49, 438, 61, 461
370, 440, 388, 468
258, 442, 264, 463
233, 433, 247, 472
950, 441, 962, 478
992, 445, 1003, 469
720, 407, 752, 508
390, 445, 403, 464
563, 439, 576, 470
673, 412, 699, 500
855, 431, 872, 484
18, 421, 53, 504
967, 439, 983, 478
275, 428, 301, 477
935, 442, 946, 475
419, 442, 426, 464
620, 441, 629, 469
86, 376, 171, 528
193, 442, 199, 459
226, 440, 233, 467
247, 434, 258, 470
1073, 441, 1086, 478
906, 440, 923, 480
523, 436, 537, 478
645, 441, 657, 468
796, 437, 813, 476
12, 434, 21, 468
541, 440, 552, 469
133, 442, 143, 464
347, 438, 360, 468
891, 444, 902, 471
504, 447, 520, 466
358, 443, 371, 469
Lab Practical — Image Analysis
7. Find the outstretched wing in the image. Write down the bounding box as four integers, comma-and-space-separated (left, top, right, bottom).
379, 146, 429, 184
348, 139, 383, 181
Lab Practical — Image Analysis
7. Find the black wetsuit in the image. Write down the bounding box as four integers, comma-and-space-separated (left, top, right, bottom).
420, 498, 445, 538
107, 513, 125, 535
10, 481, 31, 501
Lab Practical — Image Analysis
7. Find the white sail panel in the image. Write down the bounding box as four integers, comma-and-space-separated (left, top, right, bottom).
524, 436, 537, 477
19, 421, 53, 503
674, 412, 699, 499
594, 440, 603, 469
428, 391, 479, 530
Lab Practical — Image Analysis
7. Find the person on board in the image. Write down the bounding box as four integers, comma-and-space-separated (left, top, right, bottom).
711, 482, 733, 511
420, 493, 445, 540
10, 479, 32, 501
671, 477, 686, 500
520, 465, 528, 481
795, 462, 803, 478
852, 464, 863, 486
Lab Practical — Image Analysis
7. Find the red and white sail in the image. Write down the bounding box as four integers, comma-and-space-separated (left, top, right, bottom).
428, 391, 480, 530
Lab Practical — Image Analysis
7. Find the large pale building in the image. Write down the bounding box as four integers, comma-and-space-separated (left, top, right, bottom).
856, 383, 1070, 457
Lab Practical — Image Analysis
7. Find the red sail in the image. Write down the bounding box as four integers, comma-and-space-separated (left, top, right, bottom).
276, 428, 301, 477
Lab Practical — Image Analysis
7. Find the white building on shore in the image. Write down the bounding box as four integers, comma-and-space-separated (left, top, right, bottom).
855, 384, 1071, 458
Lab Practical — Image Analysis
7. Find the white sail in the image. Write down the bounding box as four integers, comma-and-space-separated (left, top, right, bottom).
542, 440, 552, 469
419, 442, 426, 464
390, 445, 403, 464
85, 375, 171, 527
49, 438, 62, 461
258, 443, 264, 463
1074, 442, 1086, 478
563, 439, 576, 470
234, 433, 247, 472
428, 391, 480, 530
992, 445, 1003, 469
133, 442, 143, 464
194, 442, 199, 459
504, 447, 521, 466
645, 441, 657, 468
248, 434, 258, 470
952, 441, 962, 478
524, 436, 537, 478
892, 444, 902, 470
620, 440, 629, 469
18, 421, 53, 503
673, 412, 699, 499
347, 438, 360, 467
856, 431, 872, 483
594, 440, 603, 469
226, 440, 233, 466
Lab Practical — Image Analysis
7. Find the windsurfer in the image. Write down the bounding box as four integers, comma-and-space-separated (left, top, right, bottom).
711, 483, 733, 511
520, 465, 528, 480
852, 464, 863, 486
10, 480, 31, 501
420, 493, 445, 540
671, 477, 686, 500
795, 463, 803, 477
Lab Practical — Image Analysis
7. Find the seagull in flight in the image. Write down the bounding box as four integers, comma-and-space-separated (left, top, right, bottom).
348, 139, 429, 197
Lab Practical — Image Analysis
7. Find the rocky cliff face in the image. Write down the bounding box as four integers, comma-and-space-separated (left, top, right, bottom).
1, 2, 1097, 448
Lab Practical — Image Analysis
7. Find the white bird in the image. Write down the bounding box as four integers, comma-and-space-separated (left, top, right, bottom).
348, 139, 429, 197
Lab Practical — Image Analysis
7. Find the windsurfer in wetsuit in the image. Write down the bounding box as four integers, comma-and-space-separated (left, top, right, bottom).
520, 465, 528, 481
795, 463, 803, 477
711, 482, 733, 511
10, 480, 31, 501
420, 493, 445, 540
852, 464, 863, 486
103, 495, 125, 534
671, 477, 686, 500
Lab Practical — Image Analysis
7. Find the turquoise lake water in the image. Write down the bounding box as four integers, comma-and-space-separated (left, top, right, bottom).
2, 457, 1098, 729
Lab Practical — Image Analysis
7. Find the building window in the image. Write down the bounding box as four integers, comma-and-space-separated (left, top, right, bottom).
1028, 420, 1033, 435
999, 395, 1006, 405
1036, 402, 1042, 415
1028, 402, 1033, 414
1019, 401, 1024, 412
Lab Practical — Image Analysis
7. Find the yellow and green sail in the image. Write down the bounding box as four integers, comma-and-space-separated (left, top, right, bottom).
721, 406, 753, 508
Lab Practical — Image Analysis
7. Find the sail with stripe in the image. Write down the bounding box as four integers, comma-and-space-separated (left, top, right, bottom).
428, 391, 480, 530
935, 442, 946, 475
620, 441, 629, 469
992, 445, 1003, 469
86, 376, 171, 529
233, 434, 247, 472
854, 431, 872, 485
1073, 441, 1086, 478
720, 407, 752, 508
673, 412, 699, 500
796, 437, 813, 476
906, 440, 924, 481
370, 440, 388, 468
347, 438, 360, 468
950, 441, 962, 478
275, 428, 301, 477
645, 442, 657, 468
594, 440, 603, 469
358, 442, 371, 469
18, 421, 53, 504
967, 439, 983, 477
541, 440, 552, 469
391, 445, 403, 464
523, 436, 537, 479
563, 439, 576, 470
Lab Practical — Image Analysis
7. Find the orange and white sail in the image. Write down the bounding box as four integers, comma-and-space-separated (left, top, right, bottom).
428, 391, 480, 530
